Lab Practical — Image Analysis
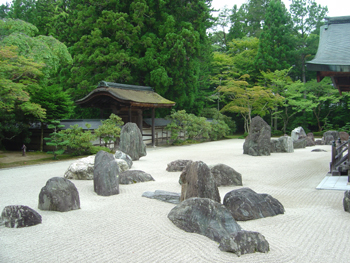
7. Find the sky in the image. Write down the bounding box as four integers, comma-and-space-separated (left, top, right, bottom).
0, 0, 348, 18
211, 0, 350, 17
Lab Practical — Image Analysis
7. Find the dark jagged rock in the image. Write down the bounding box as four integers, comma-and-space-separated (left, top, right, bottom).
119, 122, 147, 161
179, 161, 220, 202
210, 164, 242, 186
223, 188, 284, 221
142, 190, 180, 204
270, 136, 294, 153
94, 150, 119, 196
219, 230, 270, 256
243, 116, 271, 156
119, 170, 154, 184
1, 205, 42, 228
343, 191, 350, 212
115, 150, 133, 168
168, 197, 242, 242
166, 159, 192, 172
38, 177, 80, 212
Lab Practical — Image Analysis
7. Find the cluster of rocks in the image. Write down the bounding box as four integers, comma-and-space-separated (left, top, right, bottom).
243, 116, 349, 156
1, 123, 152, 228
143, 159, 283, 256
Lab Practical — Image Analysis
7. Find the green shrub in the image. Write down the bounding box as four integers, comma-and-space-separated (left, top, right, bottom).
59, 123, 96, 155
94, 113, 124, 149
200, 108, 236, 133
209, 120, 230, 140
44, 120, 69, 159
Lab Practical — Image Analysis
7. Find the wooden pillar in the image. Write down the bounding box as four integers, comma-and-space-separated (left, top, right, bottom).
128, 106, 132, 123
137, 109, 143, 132
152, 108, 155, 147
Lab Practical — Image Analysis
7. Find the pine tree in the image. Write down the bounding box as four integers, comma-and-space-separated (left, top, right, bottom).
254, 0, 293, 72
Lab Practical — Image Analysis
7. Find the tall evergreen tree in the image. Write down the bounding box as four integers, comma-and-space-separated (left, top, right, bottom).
289, 0, 328, 82
254, 0, 293, 72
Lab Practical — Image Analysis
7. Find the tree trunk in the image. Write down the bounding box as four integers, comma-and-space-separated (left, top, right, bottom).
40, 122, 44, 152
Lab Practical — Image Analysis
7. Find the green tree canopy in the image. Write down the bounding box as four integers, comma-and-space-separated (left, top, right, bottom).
254, 0, 293, 72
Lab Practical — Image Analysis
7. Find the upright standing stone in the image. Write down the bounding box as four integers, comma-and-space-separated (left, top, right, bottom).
119, 122, 147, 161
179, 161, 220, 202
243, 116, 271, 156
94, 150, 119, 196
291, 127, 306, 141
38, 177, 80, 212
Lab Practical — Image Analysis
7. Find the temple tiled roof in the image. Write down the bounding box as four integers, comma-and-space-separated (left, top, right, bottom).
76, 81, 175, 108
307, 16, 350, 72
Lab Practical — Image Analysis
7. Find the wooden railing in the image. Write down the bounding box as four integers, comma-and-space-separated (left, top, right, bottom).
330, 139, 350, 176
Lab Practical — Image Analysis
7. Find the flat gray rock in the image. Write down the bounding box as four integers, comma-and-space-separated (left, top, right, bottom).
142, 190, 180, 204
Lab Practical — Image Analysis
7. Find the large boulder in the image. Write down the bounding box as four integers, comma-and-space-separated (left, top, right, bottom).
219, 230, 269, 256
243, 116, 271, 156
64, 155, 129, 180
1, 205, 42, 228
64, 156, 95, 180
38, 177, 80, 212
291, 127, 306, 141
114, 150, 133, 168
179, 161, 220, 203
315, 139, 325, 145
93, 151, 119, 196
209, 164, 242, 186
343, 191, 350, 212
115, 159, 129, 172
119, 122, 147, 161
119, 170, 154, 184
168, 197, 242, 243
293, 138, 307, 149
142, 190, 180, 204
166, 159, 192, 172
270, 136, 294, 153
323, 130, 339, 145
223, 188, 284, 221
306, 133, 316, 147
339, 131, 349, 142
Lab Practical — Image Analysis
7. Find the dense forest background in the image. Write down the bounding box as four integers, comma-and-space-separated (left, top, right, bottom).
1, 0, 349, 148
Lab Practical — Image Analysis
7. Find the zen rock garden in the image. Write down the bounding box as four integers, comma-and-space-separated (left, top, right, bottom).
2, 121, 349, 258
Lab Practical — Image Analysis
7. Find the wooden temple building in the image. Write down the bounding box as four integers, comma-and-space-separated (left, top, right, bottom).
307, 16, 350, 176
75, 81, 175, 146
306, 16, 350, 94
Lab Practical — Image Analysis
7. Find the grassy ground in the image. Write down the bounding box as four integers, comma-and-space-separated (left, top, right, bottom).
0, 151, 85, 169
